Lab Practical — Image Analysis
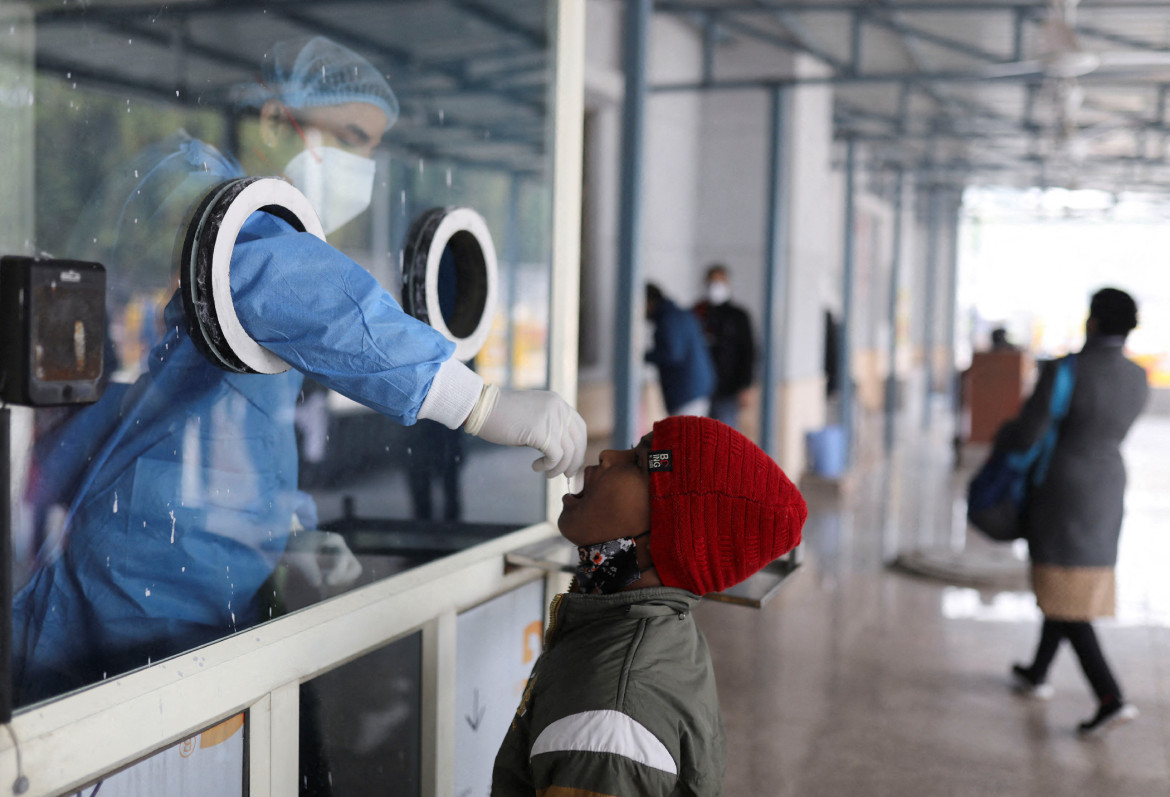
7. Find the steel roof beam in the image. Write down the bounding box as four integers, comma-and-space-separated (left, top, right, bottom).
656, 2, 1170, 14
1079, 95, 1158, 129
29, 2, 553, 170
866, 2, 974, 129
844, 121, 1170, 142
868, 168, 1170, 195
36, 15, 259, 77
865, 154, 1170, 191
715, 16, 833, 64
742, 2, 848, 71
35, 0, 432, 24
835, 101, 899, 126
1074, 23, 1170, 53
742, 0, 1022, 132
33, 4, 551, 115
33, 52, 208, 108
866, 13, 1007, 64
840, 89, 1152, 154
382, 144, 546, 176
872, 153, 1170, 171
652, 69, 1170, 89
274, 7, 547, 115
453, 1, 548, 50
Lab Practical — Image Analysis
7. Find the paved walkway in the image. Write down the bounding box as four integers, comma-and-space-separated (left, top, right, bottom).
696, 410, 1170, 796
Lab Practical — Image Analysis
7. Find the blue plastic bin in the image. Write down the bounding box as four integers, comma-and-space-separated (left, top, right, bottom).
806, 425, 847, 479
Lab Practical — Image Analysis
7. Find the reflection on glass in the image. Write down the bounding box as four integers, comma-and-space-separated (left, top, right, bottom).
301, 632, 421, 797
9, 1, 554, 708
77, 714, 246, 796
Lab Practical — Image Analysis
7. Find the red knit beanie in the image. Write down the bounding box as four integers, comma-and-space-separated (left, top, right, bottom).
648, 416, 807, 595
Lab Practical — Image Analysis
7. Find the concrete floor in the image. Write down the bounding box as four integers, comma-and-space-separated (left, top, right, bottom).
694, 410, 1170, 797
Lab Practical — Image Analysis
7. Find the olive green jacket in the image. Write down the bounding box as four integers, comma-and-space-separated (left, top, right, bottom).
491, 587, 726, 796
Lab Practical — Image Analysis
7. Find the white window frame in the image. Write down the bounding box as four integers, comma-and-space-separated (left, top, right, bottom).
0, 2, 583, 794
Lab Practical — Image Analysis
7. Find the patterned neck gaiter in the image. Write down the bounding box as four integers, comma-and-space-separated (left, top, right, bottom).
574, 532, 649, 594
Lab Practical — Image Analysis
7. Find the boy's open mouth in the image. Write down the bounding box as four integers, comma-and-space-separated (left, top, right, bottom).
562, 468, 591, 502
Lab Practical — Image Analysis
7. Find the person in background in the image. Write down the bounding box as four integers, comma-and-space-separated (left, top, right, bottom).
692, 263, 756, 429
644, 282, 716, 417
1004, 287, 1148, 736
492, 415, 807, 795
990, 326, 1019, 352
13, 36, 585, 706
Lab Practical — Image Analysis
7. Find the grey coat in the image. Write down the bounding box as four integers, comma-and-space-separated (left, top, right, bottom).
1001, 337, 1149, 568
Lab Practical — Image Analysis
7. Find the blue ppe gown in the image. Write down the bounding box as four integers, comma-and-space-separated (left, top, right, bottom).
13, 137, 456, 705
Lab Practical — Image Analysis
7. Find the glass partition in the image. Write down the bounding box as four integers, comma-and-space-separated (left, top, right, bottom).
300, 632, 422, 797
5, 0, 556, 709
76, 713, 246, 797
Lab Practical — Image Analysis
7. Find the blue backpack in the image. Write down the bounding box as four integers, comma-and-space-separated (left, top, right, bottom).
966, 355, 1077, 541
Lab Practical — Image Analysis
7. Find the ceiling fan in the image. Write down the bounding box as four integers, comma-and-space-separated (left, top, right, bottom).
966, 0, 1170, 176
979, 0, 1170, 81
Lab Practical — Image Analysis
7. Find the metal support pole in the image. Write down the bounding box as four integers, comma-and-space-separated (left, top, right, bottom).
1012, 7, 1027, 63
1024, 83, 1040, 160
761, 85, 791, 460
1, 408, 12, 723
850, 9, 864, 75
613, 0, 650, 447
883, 168, 905, 454
370, 149, 393, 289
944, 191, 962, 414
702, 12, 717, 86
839, 137, 857, 457
897, 82, 912, 133
922, 183, 940, 431
505, 173, 522, 388
1158, 84, 1169, 159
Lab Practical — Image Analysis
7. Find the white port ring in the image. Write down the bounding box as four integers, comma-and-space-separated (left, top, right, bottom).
402, 206, 498, 362
181, 177, 325, 374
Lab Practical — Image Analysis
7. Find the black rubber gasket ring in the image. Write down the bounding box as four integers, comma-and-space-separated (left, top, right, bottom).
178, 177, 312, 374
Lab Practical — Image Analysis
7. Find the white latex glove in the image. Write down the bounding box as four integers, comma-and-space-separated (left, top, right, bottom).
316, 530, 364, 587
464, 384, 587, 478
286, 529, 364, 589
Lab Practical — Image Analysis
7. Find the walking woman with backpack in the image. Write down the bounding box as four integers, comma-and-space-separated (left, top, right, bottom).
1003, 287, 1149, 736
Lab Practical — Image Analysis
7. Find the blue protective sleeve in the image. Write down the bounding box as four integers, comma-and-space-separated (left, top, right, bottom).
228, 211, 456, 425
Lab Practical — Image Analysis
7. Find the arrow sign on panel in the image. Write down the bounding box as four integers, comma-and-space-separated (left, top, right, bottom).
466, 688, 486, 731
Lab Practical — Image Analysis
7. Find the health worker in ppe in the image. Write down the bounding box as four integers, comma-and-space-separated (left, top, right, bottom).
12, 36, 586, 707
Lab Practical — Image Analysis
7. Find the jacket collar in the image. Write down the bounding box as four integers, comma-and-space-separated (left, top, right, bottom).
1083, 334, 1126, 350
558, 587, 699, 622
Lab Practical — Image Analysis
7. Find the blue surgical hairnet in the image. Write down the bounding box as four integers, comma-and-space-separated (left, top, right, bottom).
237, 36, 399, 130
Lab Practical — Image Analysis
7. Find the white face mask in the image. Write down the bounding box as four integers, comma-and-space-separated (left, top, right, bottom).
283, 145, 376, 235
707, 280, 732, 305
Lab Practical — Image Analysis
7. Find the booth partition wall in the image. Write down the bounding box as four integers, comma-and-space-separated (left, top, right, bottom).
0, 1, 583, 794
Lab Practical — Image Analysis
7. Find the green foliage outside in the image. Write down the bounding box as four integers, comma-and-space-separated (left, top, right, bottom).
34, 75, 226, 258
